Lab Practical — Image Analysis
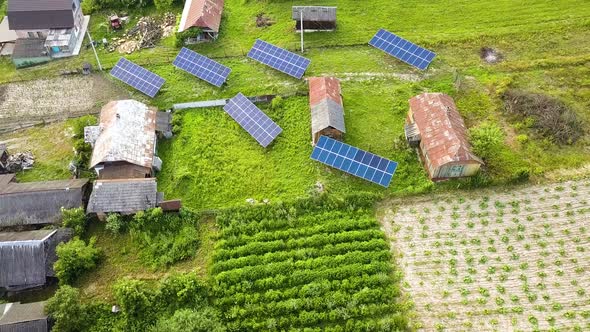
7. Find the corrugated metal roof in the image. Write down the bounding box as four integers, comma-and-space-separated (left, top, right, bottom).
0, 301, 47, 330
309, 77, 345, 135
292, 6, 336, 22
8, 0, 72, 12
0, 178, 88, 227
87, 178, 158, 214
178, 0, 224, 33
0, 174, 16, 187
0, 230, 56, 289
409, 93, 483, 169
90, 100, 157, 169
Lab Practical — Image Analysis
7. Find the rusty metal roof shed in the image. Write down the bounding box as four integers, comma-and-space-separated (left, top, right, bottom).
309, 77, 345, 135
178, 0, 224, 33
90, 100, 157, 170
409, 93, 483, 169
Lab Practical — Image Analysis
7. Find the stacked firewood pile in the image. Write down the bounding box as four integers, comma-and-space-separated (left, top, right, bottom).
108, 13, 176, 54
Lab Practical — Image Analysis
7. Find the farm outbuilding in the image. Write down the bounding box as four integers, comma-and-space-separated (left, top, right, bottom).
86, 100, 161, 180
0, 175, 89, 228
178, 0, 224, 42
0, 229, 72, 290
0, 301, 47, 332
406, 93, 483, 181
309, 77, 346, 145
292, 6, 336, 31
87, 178, 161, 218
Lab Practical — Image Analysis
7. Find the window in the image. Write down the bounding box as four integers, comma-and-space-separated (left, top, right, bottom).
72, 2, 77, 11
37, 31, 44, 38
28, 32, 35, 38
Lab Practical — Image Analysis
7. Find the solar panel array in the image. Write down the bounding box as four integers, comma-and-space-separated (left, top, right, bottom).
247, 39, 311, 79
173, 47, 231, 87
369, 29, 436, 70
311, 136, 398, 187
223, 93, 283, 147
110, 58, 165, 97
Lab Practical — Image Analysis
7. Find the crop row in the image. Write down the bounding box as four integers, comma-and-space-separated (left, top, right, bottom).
220, 210, 361, 237
217, 217, 377, 249
213, 229, 384, 261
214, 262, 391, 293
223, 304, 403, 331
214, 273, 394, 305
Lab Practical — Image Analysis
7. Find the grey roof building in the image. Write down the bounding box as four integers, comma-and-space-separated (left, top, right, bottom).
308, 77, 346, 145
292, 6, 336, 31
87, 178, 161, 215
0, 176, 89, 227
0, 301, 47, 332
7, 0, 76, 30
0, 229, 72, 290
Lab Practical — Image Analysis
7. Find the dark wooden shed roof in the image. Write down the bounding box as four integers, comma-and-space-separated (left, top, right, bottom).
0, 178, 88, 227
8, 0, 75, 30
87, 178, 159, 214
292, 6, 336, 22
409, 93, 483, 169
0, 301, 47, 332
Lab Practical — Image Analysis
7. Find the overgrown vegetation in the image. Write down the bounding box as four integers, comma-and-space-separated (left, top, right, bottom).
61, 207, 88, 237
211, 194, 408, 330
503, 90, 584, 144
54, 237, 101, 285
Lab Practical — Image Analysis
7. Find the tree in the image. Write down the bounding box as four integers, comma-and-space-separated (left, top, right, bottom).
154, 0, 174, 11
61, 207, 87, 236
158, 273, 208, 313
151, 308, 226, 332
113, 278, 157, 330
105, 213, 125, 234
45, 286, 89, 332
54, 237, 101, 284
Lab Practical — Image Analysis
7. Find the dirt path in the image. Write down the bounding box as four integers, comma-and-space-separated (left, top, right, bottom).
0, 74, 128, 133
379, 180, 590, 331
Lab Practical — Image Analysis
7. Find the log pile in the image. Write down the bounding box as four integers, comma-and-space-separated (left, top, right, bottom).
109, 13, 176, 54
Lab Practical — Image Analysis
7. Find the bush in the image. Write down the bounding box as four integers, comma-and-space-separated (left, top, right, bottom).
69, 115, 97, 169
113, 279, 157, 330
45, 286, 90, 332
151, 308, 226, 332
54, 237, 101, 284
175, 27, 203, 47
154, 0, 174, 11
105, 213, 124, 234
469, 122, 505, 160
158, 273, 209, 313
503, 90, 584, 144
271, 96, 284, 110
61, 207, 87, 236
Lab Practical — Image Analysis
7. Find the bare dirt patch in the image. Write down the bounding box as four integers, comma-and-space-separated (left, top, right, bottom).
480, 47, 503, 64
380, 180, 590, 331
0, 74, 127, 133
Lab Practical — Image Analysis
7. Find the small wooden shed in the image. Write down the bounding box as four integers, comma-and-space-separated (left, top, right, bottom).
292, 6, 336, 31
308, 77, 346, 145
0, 301, 48, 332
407, 93, 483, 181
178, 0, 224, 42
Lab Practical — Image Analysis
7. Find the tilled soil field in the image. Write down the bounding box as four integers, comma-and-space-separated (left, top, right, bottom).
0, 74, 127, 133
381, 180, 590, 331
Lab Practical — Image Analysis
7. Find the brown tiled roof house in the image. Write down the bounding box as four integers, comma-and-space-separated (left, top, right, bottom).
86, 100, 160, 180
178, 0, 224, 42
309, 77, 346, 145
406, 93, 483, 181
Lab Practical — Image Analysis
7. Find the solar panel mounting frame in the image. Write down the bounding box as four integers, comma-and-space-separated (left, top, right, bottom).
369, 29, 436, 70
311, 135, 398, 187
172, 47, 231, 87
247, 39, 311, 79
109, 58, 165, 98
223, 93, 283, 147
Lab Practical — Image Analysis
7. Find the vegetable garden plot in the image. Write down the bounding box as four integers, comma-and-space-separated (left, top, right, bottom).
212, 197, 408, 331
382, 180, 590, 331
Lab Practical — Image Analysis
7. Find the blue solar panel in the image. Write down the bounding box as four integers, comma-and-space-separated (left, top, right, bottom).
311, 136, 398, 187
247, 39, 311, 79
110, 58, 165, 97
223, 93, 283, 147
369, 29, 436, 70
173, 48, 231, 87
